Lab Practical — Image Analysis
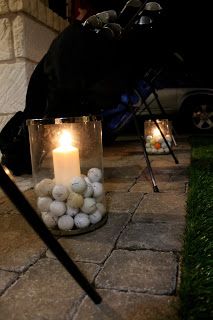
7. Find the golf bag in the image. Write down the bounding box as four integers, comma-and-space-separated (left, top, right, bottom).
0, 0, 168, 175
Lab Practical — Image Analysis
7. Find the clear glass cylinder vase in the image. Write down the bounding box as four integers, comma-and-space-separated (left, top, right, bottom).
27, 116, 107, 235
144, 119, 173, 154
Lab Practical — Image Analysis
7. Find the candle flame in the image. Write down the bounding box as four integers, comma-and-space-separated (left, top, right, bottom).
59, 130, 72, 148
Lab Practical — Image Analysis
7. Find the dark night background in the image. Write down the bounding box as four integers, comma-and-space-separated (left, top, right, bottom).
48, 0, 213, 81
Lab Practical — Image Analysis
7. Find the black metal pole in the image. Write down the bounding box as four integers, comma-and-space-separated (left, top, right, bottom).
133, 113, 159, 192
0, 163, 102, 305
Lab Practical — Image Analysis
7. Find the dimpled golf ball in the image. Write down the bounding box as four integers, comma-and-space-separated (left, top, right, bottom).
70, 176, 87, 194
50, 201, 66, 217
58, 215, 74, 231
96, 203, 106, 215
87, 168, 102, 183
83, 180, 94, 198
37, 197, 53, 212
66, 206, 79, 216
81, 198, 96, 214
157, 148, 164, 153
89, 210, 102, 224
35, 179, 55, 197
52, 184, 69, 201
41, 212, 58, 228
146, 147, 152, 154
92, 182, 104, 198
166, 134, 172, 142
146, 135, 152, 141
74, 213, 90, 229
66, 192, 84, 209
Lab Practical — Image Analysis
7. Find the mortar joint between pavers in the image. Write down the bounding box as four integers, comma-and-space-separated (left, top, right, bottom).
68, 293, 87, 320
0, 273, 20, 298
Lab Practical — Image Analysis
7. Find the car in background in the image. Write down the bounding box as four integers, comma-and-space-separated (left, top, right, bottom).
102, 65, 213, 144
141, 66, 213, 133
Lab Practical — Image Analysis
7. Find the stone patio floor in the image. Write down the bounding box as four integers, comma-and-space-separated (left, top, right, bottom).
0, 135, 190, 320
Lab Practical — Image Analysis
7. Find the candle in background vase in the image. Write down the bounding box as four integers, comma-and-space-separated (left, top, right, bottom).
145, 120, 173, 154
53, 130, 80, 186
152, 127, 161, 140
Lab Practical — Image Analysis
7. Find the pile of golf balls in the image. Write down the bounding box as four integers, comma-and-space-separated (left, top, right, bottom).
35, 168, 106, 231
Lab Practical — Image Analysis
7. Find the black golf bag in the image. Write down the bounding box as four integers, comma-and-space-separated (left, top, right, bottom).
0, 0, 171, 175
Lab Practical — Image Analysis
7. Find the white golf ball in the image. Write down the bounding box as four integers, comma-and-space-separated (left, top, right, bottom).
146, 135, 152, 141
81, 198, 96, 214
96, 203, 106, 215
41, 212, 57, 228
146, 147, 152, 153
87, 168, 102, 183
157, 148, 164, 153
50, 201, 66, 217
37, 197, 52, 212
58, 215, 74, 231
52, 184, 69, 201
66, 206, 79, 216
89, 210, 103, 224
35, 179, 55, 197
74, 213, 90, 229
70, 176, 87, 194
83, 180, 94, 198
92, 182, 104, 198
166, 134, 172, 142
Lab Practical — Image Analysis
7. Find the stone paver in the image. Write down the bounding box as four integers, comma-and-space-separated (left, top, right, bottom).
117, 222, 185, 251
0, 196, 17, 215
106, 191, 144, 214
0, 214, 46, 272
104, 164, 142, 179
170, 174, 189, 182
0, 259, 99, 320
73, 290, 179, 320
47, 213, 130, 264
96, 250, 177, 295
130, 181, 186, 193
104, 179, 135, 192
0, 135, 190, 319
138, 172, 171, 182
0, 188, 36, 215
133, 193, 186, 223
143, 165, 188, 176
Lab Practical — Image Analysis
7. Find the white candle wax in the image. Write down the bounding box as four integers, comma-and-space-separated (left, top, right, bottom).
53, 130, 80, 186
152, 127, 161, 140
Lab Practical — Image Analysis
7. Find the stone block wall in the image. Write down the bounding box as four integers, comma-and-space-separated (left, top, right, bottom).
0, 0, 69, 132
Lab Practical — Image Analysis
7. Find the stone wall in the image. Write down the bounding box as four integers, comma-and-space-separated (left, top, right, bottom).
0, 0, 69, 132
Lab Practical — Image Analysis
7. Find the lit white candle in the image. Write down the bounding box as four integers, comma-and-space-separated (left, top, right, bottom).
52, 130, 80, 186
152, 127, 161, 139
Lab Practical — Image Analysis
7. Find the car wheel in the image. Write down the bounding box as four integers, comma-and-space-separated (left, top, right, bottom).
179, 98, 213, 133
191, 103, 213, 131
